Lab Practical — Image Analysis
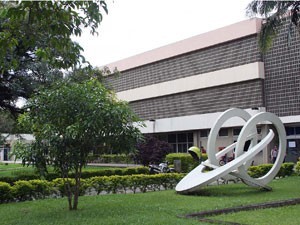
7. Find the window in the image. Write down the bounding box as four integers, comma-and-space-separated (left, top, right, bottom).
233, 127, 241, 136
285, 127, 300, 136
200, 129, 209, 137
177, 133, 187, 142
168, 134, 176, 143
167, 132, 193, 153
219, 128, 228, 137
257, 127, 261, 134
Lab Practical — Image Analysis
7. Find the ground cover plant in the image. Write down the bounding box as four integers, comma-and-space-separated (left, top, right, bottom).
0, 176, 299, 225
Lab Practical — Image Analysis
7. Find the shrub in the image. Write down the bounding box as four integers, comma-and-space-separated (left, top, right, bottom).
107, 175, 128, 193
136, 135, 172, 166
52, 178, 75, 197
123, 167, 138, 175
277, 163, 295, 177
295, 161, 300, 175
0, 166, 150, 183
88, 176, 109, 195
28, 180, 53, 199
0, 182, 12, 203
166, 153, 202, 172
135, 166, 149, 175
248, 163, 295, 178
12, 180, 34, 201
99, 154, 133, 164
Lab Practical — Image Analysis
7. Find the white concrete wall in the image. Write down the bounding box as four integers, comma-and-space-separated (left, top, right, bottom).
117, 62, 265, 102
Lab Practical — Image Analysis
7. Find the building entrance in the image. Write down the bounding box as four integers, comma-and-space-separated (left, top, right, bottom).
286, 139, 300, 163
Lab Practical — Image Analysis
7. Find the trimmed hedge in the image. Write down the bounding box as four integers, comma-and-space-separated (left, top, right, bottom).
0, 166, 149, 183
0, 162, 296, 204
295, 161, 300, 175
166, 153, 208, 172
247, 163, 295, 178
0, 173, 185, 204
0, 181, 12, 203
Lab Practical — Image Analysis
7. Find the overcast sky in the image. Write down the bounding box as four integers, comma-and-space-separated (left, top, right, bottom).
74, 0, 252, 68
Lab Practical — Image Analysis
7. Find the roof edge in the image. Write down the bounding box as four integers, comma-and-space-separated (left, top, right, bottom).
104, 18, 262, 72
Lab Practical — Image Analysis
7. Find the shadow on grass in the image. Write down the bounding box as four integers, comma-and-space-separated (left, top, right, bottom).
182, 198, 300, 225
183, 184, 269, 198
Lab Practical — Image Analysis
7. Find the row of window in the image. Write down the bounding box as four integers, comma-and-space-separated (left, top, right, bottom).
168, 133, 193, 153
162, 127, 264, 153
286, 127, 300, 136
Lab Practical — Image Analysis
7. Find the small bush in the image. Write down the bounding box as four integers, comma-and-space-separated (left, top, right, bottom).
51, 178, 88, 197
88, 176, 109, 195
0, 182, 12, 203
123, 167, 138, 175
0, 166, 150, 183
100, 154, 133, 164
29, 180, 53, 199
277, 163, 295, 177
135, 166, 149, 175
166, 153, 206, 172
12, 180, 34, 201
136, 135, 172, 166
295, 161, 300, 175
248, 163, 295, 178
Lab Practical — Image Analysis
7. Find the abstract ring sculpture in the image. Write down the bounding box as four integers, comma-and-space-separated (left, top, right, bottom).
176, 108, 286, 194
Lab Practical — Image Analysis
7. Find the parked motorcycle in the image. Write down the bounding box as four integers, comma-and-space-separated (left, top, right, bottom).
149, 161, 175, 174
219, 154, 234, 166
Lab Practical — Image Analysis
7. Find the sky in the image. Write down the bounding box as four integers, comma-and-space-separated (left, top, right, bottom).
74, 0, 252, 68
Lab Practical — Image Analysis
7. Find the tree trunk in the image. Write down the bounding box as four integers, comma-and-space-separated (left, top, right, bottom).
72, 165, 82, 210
62, 166, 74, 210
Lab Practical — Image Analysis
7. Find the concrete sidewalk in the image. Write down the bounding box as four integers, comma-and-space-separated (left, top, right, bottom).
87, 163, 142, 168
2, 160, 142, 168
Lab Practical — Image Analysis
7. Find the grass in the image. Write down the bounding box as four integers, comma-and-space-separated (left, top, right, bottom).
0, 163, 33, 177
0, 162, 115, 177
210, 205, 300, 225
0, 176, 299, 225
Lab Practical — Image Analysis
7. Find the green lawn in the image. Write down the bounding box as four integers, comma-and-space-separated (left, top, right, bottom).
0, 163, 33, 177
0, 162, 115, 177
0, 176, 299, 225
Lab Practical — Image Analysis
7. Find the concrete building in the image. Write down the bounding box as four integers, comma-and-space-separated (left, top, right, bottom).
0, 134, 34, 161
104, 18, 300, 164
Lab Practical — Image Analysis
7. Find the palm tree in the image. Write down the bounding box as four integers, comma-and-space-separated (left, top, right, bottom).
247, 1, 300, 52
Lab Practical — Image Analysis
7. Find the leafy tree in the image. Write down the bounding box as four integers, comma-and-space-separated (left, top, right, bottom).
136, 135, 172, 166
0, 1, 108, 114
16, 79, 143, 210
0, 110, 16, 133
247, 1, 300, 52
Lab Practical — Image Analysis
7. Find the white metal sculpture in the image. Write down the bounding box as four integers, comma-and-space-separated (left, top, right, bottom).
176, 108, 286, 193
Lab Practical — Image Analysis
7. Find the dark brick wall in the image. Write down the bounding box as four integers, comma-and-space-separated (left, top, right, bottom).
264, 18, 300, 117
130, 80, 264, 120
105, 35, 262, 93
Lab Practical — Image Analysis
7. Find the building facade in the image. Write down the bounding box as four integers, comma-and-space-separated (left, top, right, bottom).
0, 134, 34, 161
104, 18, 300, 164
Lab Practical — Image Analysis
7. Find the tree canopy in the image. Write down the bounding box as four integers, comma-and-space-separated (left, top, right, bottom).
0, 1, 108, 115
15, 78, 143, 210
247, 1, 300, 52
136, 135, 172, 166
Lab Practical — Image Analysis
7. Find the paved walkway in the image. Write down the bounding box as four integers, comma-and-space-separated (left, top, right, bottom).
87, 163, 142, 168
2, 160, 142, 168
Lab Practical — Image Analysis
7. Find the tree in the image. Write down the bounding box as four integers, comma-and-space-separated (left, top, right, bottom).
0, 110, 16, 133
0, 1, 108, 115
247, 1, 300, 52
16, 79, 143, 210
136, 135, 172, 166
